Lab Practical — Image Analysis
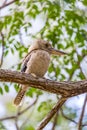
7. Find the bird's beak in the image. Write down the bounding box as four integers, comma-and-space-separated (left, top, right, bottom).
49, 48, 67, 55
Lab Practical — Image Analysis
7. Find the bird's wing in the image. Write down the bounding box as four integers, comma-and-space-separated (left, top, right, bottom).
21, 53, 31, 72
14, 52, 32, 105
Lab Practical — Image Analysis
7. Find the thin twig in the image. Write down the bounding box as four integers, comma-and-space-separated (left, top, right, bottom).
60, 108, 77, 124
52, 112, 58, 130
20, 98, 38, 129
0, 0, 19, 10
76, 48, 87, 130
15, 117, 19, 130
82, 122, 87, 127
15, 106, 21, 130
2, 0, 8, 6
0, 32, 5, 67
0, 116, 16, 121
76, 47, 85, 79
18, 98, 38, 116
19, 28, 24, 46
78, 94, 87, 130
0, 98, 37, 121
36, 97, 67, 130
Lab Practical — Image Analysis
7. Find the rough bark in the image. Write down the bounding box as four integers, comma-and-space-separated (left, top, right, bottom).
0, 69, 87, 97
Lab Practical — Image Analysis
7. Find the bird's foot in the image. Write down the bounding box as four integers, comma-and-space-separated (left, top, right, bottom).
30, 73, 40, 79
30, 73, 42, 79
30, 73, 46, 80
31, 73, 37, 78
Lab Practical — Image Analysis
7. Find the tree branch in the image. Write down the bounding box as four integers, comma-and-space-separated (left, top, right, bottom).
36, 97, 67, 130
78, 94, 87, 130
0, 69, 87, 97
18, 98, 37, 116
52, 112, 58, 130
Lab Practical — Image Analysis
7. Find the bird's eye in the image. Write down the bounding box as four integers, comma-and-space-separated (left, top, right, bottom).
45, 43, 49, 48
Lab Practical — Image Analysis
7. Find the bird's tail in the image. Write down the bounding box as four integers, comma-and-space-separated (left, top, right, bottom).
14, 85, 27, 105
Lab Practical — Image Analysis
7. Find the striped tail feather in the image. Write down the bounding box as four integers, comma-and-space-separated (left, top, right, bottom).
14, 87, 26, 105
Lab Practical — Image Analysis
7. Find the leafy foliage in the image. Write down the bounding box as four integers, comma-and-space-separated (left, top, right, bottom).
0, 0, 87, 129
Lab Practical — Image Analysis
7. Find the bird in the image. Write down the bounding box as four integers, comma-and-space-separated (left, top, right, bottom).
14, 39, 67, 105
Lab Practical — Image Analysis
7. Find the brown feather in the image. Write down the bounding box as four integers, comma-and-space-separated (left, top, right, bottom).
14, 85, 27, 105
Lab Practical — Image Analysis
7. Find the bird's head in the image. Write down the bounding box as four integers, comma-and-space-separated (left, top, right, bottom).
29, 39, 67, 55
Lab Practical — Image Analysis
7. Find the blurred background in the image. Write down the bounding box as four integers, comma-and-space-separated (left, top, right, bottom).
0, 0, 87, 130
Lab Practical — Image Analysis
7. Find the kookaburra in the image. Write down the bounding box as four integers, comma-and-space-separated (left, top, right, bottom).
14, 39, 66, 105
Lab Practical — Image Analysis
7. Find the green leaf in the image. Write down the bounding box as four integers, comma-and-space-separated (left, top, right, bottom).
26, 88, 33, 97
4, 50, 9, 56
57, 44, 64, 49
26, 88, 43, 97
38, 100, 54, 112
0, 87, 3, 95
4, 85, 9, 93
14, 84, 20, 92
64, 0, 75, 4
65, 10, 85, 24
0, 21, 3, 31
24, 125, 35, 130
11, 48, 14, 54
38, 101, 47, 112
82, 0, 87, 5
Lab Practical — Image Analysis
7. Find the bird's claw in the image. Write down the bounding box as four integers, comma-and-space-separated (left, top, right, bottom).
31, 73, 37, 78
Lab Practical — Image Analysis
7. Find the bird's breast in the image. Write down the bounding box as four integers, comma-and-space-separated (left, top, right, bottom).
26, 50, 50, 77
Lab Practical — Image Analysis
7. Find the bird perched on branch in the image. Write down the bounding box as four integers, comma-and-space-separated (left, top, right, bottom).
14, 39, 67, 105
